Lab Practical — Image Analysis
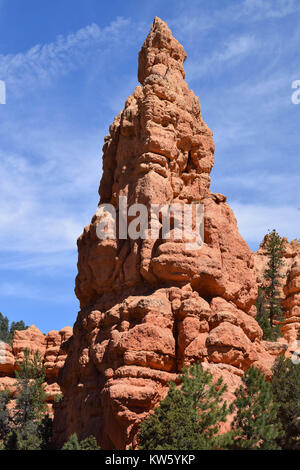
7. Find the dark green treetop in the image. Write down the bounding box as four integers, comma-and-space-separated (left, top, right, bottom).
138, 363, 233, 450
231, 365, 282, 449
271, 355, 300, 449
0, 313, 28, 345
62, 433, 100, 450
256, 230, 285, 340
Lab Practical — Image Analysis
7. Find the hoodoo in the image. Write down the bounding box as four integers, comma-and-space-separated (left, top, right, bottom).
53, 17, 276, 449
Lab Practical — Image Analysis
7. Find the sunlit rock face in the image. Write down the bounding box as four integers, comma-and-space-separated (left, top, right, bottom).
53, 17, 275, 450
0, 325, 73, 407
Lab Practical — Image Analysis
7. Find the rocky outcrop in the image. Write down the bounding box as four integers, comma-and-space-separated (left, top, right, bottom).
252, 237, 300, 343
44, 327, 74, 379
0, 325, 73, 405
0, 342, 15, 375
53, 17, 277, 450
12, 325, 46, 363
282, 256, 300, 343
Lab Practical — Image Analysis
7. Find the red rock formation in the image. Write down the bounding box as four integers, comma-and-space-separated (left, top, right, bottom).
53, 17, 276, 449
0, 342, 15, 375
44, 327, 73, 379
252, 237, 300, 343
0, 325, 72, 405
13, 325, 46, 363
282, 259, 300, 342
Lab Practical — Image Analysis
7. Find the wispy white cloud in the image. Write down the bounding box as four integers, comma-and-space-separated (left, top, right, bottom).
212, 118, 255, 150
217, 172, 299, 194
208, 74, 295, 151
219, 35, 257, 59
186, 35, 257, 81
0, 17, 131, 93
0, 119, 103, 257
168, 14, 215, 40
170, 0, 300, 44
0, 16, 143, 272
0, 252, 76, 271
0, 280, 74, 302
232, 203, 299, 247
242, 0, 300, 19
0, 10, 298, 270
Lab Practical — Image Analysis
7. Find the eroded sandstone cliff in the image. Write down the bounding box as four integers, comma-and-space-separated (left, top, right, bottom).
52, 17, 278, 449
0, 325, 72, 405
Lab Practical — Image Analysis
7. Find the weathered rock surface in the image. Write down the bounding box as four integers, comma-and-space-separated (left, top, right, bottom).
253, 237, 300, 343
13, 325, 46, 363
0, 325, 73, 405
0, 342, 15, 375
53, 17, 277, 449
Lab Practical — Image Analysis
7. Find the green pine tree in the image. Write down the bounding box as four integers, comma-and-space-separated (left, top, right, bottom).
5, 420, 46, 450
231, 366, 282, 449
4, 349, 52, 450
38, 414, 54, 450
62, 433, 81, 450
264, 230, 285, 338
14, 349, 47, 425
0, 313, 28, 345
138, 363, 232, 450
79, 435, 100, 450
0, 389, 11, 443
0, 313, 9, 343
62, 433, 100, 450
255, 287, 274, 340
271, 356, 300, 449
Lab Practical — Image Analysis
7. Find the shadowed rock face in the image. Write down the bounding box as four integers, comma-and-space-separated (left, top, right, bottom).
53, 17, 275, 450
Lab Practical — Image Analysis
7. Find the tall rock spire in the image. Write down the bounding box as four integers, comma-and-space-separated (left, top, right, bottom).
53, 18, 275, 450
138, 16, 187, 84
75, 17, 226, 307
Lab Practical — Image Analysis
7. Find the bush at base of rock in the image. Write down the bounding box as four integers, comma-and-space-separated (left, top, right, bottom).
5, 416, 52, 451
137, 363, 298, 450
0, 348, 53, 450
230, 366, 283, 449
0, 389, 10, 441
62, 433, 100, 450
272, 356, 300, 450
138, 363, 233, 450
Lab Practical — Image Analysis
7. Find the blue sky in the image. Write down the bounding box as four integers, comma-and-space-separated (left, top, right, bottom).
0, 0, 299, 332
